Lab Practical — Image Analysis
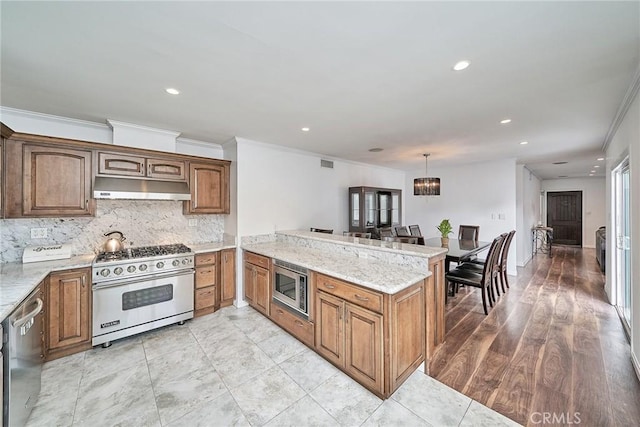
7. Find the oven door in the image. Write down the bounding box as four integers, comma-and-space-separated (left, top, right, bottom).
92, 269, 194, 345
273, 266, 307, 316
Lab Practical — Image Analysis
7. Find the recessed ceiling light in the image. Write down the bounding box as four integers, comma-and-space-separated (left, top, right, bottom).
453, 60, 470, 71
301, 127, 310, 132
597, 157, 604, 161
500, 119, 512, 124
520, 141, 528, 145
594, 165, 600, 168
369, 148, 384, 153
552, 161, 568, 165
591, 170, 596, 173
165, 88, 180, 95
589, 174, 594, 176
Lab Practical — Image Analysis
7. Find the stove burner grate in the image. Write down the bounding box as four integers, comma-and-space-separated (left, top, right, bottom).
94, 243, 192, 263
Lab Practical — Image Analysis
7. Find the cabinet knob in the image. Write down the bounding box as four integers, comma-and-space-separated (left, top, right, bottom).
354, 294, 369, 302
323, 283, 335, 290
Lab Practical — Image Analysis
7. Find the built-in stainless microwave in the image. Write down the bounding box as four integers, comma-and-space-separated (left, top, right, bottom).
272, 259, 308, 318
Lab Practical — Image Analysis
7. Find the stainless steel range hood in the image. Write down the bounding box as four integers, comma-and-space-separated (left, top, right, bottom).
93, 177, 191, 201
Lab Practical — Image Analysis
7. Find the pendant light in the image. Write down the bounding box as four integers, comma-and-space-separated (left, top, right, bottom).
413, 153, 440, 196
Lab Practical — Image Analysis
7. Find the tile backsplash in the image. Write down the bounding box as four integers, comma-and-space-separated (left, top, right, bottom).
0, 200, 225, 263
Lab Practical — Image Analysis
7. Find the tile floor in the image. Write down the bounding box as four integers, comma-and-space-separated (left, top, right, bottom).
26, 306, 521, 427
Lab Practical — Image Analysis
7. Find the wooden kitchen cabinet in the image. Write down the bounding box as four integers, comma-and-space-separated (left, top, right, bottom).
220, 248, 236, 307
315, 283, 384, 395
315, 273, 425, 398
45, 267, 92, 361
243, 251, 270, 316
183, 161, 230, 214
194, 252, 218, 317
1, 123, 13, 217
4, 140, 93, 218
97, 151, 186, 181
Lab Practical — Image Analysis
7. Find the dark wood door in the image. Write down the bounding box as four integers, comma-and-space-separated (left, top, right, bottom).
547, 191, 582, 246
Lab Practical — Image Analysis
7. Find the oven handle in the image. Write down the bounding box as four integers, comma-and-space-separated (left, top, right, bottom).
92, 268, 195, 290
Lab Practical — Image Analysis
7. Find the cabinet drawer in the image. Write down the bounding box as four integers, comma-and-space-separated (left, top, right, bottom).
316, 274, 383, 313
244, 252, 270, 270
147, 158, 186, 181
195, 287, 216, 310
195, 252, 217, 266
270, 302, 314, 348
195, 266, 216, 288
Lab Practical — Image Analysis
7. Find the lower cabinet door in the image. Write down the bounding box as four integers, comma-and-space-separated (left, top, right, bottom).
344, 302, 384, 395
315, 291, 344, 367
254, 265, 270, 315
46, 268, 91, 355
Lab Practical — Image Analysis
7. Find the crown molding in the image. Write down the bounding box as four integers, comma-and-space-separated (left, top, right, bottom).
602, 64, 640, 151
0, 106, 109, 130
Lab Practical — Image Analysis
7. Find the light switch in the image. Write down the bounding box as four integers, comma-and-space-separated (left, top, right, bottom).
30, 228, 48, 238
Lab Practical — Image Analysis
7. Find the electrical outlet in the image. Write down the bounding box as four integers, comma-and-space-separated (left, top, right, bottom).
498, 213, 506, 220
31, 228, 48, 239
188, 219, 198, 227
491, 213, 496, 220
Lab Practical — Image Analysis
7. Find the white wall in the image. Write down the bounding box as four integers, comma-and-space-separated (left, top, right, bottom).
404, 158, 518, 275
516, 165, 542, 266
236, 138, 406, 237
605, 89, 639, 377
541, 177, 606, 248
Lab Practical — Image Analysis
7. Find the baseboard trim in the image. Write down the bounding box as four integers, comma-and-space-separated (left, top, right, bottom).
632, 351, 640, 382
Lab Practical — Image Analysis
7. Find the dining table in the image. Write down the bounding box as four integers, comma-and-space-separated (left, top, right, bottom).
423, 237, 492, 272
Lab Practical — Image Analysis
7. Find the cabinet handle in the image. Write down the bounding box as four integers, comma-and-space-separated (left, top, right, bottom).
277, 309, 284, 315
295, 320, 303, 327
323, 283, 336, 289
354, 294, 369, 302
81, 276, 86, 288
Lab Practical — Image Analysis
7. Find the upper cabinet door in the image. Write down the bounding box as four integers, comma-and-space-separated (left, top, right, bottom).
22, 144, 93, 217
98, 152, 145, 177
146, 158, 186, 181
184, 161, 230, 214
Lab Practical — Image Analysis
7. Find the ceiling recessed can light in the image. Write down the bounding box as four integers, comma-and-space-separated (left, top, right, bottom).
597, 157, 604, 161
301, 127, 310, 132
368, 148, 384, 152
165, 88, 180, 95
520, 141, 528, 145
594, 165, 600, 168
453, 60, 470, 71
500, 119, 512, 124
591, 170, 596, 173
589, 174, 594, 176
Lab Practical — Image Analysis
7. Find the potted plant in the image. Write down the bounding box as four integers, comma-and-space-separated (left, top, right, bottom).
437, 219, 453, 246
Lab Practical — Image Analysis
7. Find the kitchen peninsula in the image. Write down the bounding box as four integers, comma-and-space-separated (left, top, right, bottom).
242, 230, 447, 397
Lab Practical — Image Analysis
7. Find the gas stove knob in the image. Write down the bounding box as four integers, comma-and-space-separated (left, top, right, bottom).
139, 264, 148, 272
181, 259, 187, 265
156, 261, 165, 269
127, 265, 136, 273
100, 268, 110, 277
114, 267, 123, 275
172, 259, 180, 267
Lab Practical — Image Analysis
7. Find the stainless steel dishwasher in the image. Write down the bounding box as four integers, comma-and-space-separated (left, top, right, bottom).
3, 285, 44, 427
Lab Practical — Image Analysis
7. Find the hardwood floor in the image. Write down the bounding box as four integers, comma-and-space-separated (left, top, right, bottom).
430, 246, 640, 426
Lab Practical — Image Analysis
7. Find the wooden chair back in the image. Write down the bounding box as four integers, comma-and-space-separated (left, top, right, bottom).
459, 225, 480, 241
310, 228, 333, 234
379, 228, 394, 238
408, 224, 422, 237
394, 226, 411, 237
343, 231, 372, 238
383, 236, 418, 244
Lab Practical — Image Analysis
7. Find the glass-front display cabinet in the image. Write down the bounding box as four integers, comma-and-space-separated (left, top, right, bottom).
349, 186, 402, 234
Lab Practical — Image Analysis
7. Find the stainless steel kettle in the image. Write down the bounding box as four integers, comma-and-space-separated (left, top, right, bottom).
103, 231, 126, 252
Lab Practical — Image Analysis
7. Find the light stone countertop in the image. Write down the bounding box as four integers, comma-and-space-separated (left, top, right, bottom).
0, 240, 236, 322
276, 229, 448, 258
241, 241, 431, 294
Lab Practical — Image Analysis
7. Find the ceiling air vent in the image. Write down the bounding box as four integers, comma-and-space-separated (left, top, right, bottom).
320, 159, 334, 169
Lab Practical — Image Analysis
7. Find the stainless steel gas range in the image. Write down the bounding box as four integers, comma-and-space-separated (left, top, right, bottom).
92, 243, 195, 347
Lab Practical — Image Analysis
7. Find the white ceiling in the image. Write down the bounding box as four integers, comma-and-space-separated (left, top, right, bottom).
1, 2, 638, 179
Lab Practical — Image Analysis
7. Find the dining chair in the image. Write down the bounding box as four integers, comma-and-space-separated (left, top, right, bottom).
310, 227, 333, 234
445, 233, 505, 314
457, 232, 508, 301
383, 236, 418, 244
408, 224, 422, 237
459, 225, 480, 241
394, 226, 411, 237
470, 229, 516, 293
379, 228, 394, 238
343, 231, 372, 238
